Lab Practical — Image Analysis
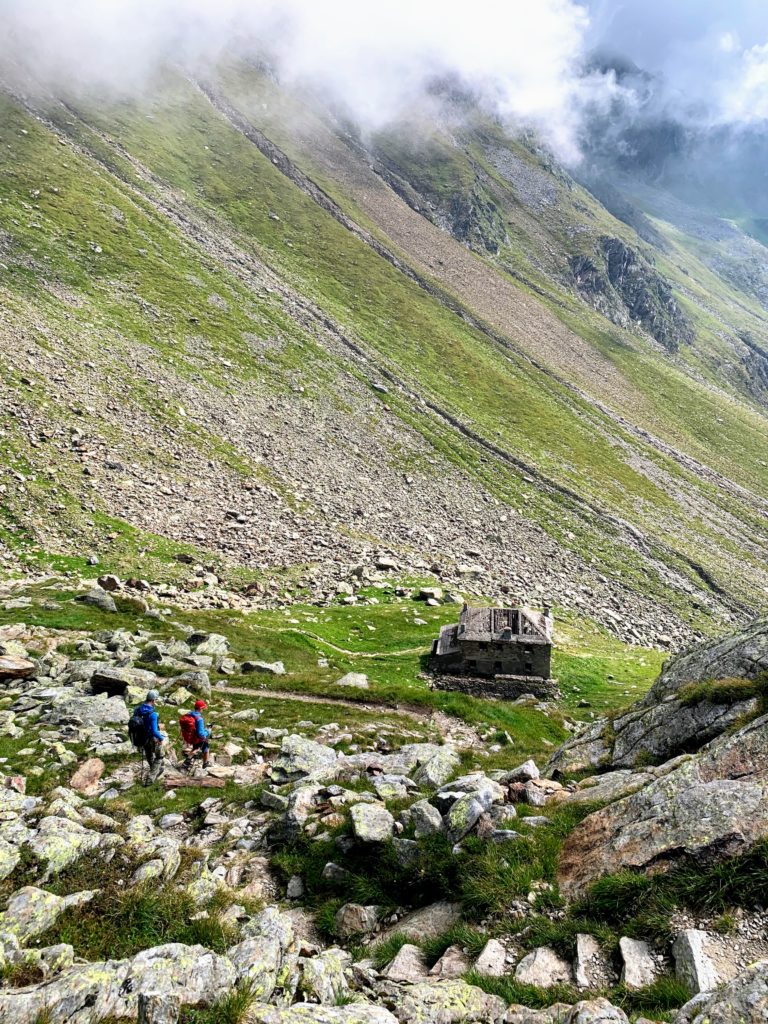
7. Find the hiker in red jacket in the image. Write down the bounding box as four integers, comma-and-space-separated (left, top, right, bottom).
179, 699, 212, 770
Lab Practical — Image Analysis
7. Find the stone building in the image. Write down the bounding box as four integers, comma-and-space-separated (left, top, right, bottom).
430, 604, 558, 700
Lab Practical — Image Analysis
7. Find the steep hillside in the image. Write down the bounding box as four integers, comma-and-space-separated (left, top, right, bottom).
1, 62, 768, 646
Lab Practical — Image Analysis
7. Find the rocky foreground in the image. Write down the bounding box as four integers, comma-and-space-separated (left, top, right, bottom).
0, 602, 767, 1023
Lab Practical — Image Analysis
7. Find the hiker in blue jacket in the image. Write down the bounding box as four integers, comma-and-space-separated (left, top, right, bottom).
135, 689, 167, 783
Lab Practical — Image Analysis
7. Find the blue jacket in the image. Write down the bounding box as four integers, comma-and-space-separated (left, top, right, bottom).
137, 702, 165, 741
191, 710, 210, 740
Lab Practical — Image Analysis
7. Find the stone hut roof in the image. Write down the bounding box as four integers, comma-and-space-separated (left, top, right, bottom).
433, 604, 553, 657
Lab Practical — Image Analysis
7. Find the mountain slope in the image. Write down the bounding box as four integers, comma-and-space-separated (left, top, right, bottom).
1, 63, 767, 644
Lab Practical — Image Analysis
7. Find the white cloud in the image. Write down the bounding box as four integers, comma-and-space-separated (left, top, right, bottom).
1, 0, 598, 161
721, 41, 768, 122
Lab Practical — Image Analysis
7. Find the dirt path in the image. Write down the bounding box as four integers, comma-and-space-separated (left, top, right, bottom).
217, 683, 483, 747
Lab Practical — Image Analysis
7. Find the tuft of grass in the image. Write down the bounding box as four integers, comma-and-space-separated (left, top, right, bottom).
1, 959, 46, 988
711, 911, 737, 935
611, 977, 692, 1018
517, 915, 619, 960
369, 933, 411, 970
465, 970, 579, 1009
678, 673, 768, 710
179, 983, 256, 1024
39, 878, 237, 960
575, 839, 768, 946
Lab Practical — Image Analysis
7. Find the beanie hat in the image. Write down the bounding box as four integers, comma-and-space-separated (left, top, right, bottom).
194, 699, 208, 711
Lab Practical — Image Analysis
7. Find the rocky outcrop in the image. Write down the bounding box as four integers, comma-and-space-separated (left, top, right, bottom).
246, 1008, 399, 1024
547, 617, 768, 776
571, 236, 693, 352
674, 959, 768, 1023
0, 943, 236, 1024
558, 713, 768, 895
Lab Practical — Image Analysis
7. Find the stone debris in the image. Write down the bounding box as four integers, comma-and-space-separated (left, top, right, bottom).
1, 607, 767, 1024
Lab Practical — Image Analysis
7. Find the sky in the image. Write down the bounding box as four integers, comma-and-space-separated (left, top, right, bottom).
587, 0, 768, 123
1, 0, 767, 158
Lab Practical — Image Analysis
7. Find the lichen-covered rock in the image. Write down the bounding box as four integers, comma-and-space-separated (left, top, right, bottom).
547, 617, 768, 777
172, 670, 212, 698
0, 886, 95, 948
413, 747, 461, 789
0, 838, 21, 882
187, 632, 229, 657
0, 943, 235, 1024
443, 782, 501, 843
350, 803, 395, 843
27, 816, 123, 879
299, 947, 351, 1003
654, 617, 768, 700
244, 1005, 399, 1024
558, 714, 768, 895
45, 693, 130, 727
272, 736, 337, 783
229, 906, 297, 1000
138, 991, 182, 1024
567, 769, 655, 806
674, 959, 768, 1023
411, 799, 444, 838
389, 979, 507, 1023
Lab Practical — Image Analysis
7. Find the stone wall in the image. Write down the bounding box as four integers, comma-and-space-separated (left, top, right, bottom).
432, 674, 561, 701
431, 639, 552, 680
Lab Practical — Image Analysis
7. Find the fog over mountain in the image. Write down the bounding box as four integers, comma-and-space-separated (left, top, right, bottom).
2, 1, 766, 165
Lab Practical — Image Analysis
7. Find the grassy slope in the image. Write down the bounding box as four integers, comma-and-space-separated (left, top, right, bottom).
53, 82, 768, 603
0, 72, 766, 624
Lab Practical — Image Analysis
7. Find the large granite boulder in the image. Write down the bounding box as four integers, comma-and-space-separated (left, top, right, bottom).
558, 714, 768, 896
271, 735, 338, 784
654, 616, 768, 700
44, 694, 130, 727
674, 959, 768, 1023
547, 618, 768, 776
